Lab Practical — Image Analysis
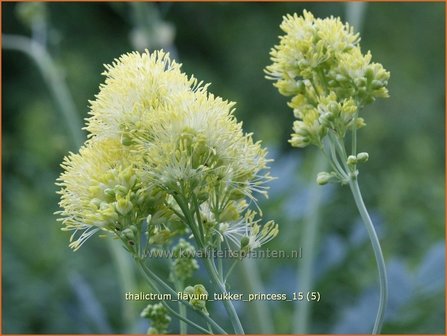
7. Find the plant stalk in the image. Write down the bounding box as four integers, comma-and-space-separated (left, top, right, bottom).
294, 153, 326, 333
348, 178, 387, 334
203, 257, 245, 334
136, 257, 228, 334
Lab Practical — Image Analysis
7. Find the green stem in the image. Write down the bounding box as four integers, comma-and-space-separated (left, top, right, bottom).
239, 259, 273, 333
224, 259, 238, 284
217, 241, 224, 283
175, 280, 187, 334
348, 178, 387, 334
203, 257, 245, 334
107, 240, 138, 332
174, 194, 204, 248
352, 117, 358, 156
180, 193, 245, 334
137, 260, 213, 334
2, 34, 84, 148
294, 153, 326, 333
178, 301, 187, 334
164, 299, 209, 334
136, 258, 228, 334
328, 141, 348, 179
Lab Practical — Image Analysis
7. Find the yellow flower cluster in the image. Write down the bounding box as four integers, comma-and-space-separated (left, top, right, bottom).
266, 10, 390, 148
57, 50, 277, 251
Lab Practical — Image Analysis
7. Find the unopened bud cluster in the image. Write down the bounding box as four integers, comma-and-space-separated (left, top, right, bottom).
169, 239, 199, 282
266, 10, 389, 149
141, 302, 171, 334
266, 10, 389, 185
184, 284, 209, 315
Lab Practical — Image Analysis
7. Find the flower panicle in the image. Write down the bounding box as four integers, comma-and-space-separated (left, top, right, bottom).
265, 10, 390, 150
57, 49, 277, 251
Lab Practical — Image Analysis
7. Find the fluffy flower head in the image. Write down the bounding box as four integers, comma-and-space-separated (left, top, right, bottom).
57, 50, 277, 251
56, 138, 153, 250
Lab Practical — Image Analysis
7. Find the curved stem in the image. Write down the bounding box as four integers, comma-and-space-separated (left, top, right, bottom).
348, 178, 387, 334
203, 257, 245, 334
2, 34, 84, 148
328, 141, 349, 179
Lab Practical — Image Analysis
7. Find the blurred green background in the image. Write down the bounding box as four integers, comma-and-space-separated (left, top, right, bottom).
2, 2, 445, 334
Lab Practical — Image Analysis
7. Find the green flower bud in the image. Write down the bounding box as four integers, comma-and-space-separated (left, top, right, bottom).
196, 190, 209, 203
240, 236, 250, 249
316, 171, 333, 185
335, 74, 347, 82
141, 303, 171, 334
149, 229, 173, 245
120, 132, 133, 146
356, 117, 366, 128
354, 78, 367, 87
115, 196, 133, 216
220, 203, 241, 222
347, 155, 357, 166
184, 284, 209, 315
356, 152, 369, 163
114, 184, 128, 196
319, 112, 334, 128
104, 188, 115, 197
121, 228, 134, 241
371, 80, 384, 90
170, 239, 199, 282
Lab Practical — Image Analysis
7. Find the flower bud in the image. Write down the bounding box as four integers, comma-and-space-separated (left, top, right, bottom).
104, 188, 115, 197
121, 228, 135, 241
356, 117, 366, 128
184, 284, 209, 315
371, 80, 384, 90
347, 155, 357, 166
116, 197, 133, 216
356, 152, 369, 163
120, 132, 133, 146
316, 171, 333, 185
240, 236, 250, 249
114, 184, 128, 196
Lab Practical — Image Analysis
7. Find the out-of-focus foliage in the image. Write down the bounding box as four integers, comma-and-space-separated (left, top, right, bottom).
2, 2, 445, 334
